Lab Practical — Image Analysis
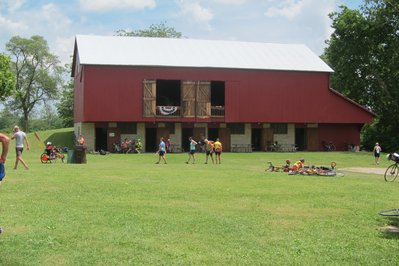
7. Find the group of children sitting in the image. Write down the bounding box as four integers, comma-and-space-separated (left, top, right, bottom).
266, 159, 337, 176
119, 138, 143, 154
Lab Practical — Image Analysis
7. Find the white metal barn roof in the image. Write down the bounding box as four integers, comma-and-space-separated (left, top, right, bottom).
74, 35, 333, 73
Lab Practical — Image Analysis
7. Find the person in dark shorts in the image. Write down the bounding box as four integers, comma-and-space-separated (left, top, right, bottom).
373, 142, 382, 165
204, 139, 214, 164
186, 137, 198, 164
11, 126, 29, 170
155, 137, 167, 164
213, 138, 223, 164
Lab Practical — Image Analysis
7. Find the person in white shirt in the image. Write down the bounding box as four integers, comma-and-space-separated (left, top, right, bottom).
11, 126, 30, 170
373, 142, 382, 165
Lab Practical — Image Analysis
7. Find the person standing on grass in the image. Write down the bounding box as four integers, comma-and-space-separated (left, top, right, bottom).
155, 137, 167, 164
186, 137, 198, 164
11, 126, 29, 170
214, 138, 223, 164
373, 142, 382, 165
0, 133, 10, 234
204, 139, 214, 164
0, 133, 10, 186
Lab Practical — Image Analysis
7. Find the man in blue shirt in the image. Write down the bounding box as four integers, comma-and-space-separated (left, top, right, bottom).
186, 137, 198, 164
155, 137, 167, 164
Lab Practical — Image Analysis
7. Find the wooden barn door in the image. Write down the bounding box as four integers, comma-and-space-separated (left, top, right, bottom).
196, 81, 211, 118
261, 128, 273, 151
181, 81, 196, 117
143, 80, 156, 117
306, 128, 319, 151
219, 128, 231, 152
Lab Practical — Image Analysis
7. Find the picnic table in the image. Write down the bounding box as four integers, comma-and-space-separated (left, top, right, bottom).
231, 144, 252, 153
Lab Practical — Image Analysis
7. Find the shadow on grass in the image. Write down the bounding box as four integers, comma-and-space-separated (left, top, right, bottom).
45, 131, 75, 150
379, 217, 399, 239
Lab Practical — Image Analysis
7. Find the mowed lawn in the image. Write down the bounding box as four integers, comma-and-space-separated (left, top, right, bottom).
0, 129, 398, 265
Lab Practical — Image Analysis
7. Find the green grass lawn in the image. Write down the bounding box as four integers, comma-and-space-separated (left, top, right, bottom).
0, 129, 398, 265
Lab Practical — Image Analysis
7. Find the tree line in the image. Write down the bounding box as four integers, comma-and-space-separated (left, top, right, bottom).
0, 1, 397, 150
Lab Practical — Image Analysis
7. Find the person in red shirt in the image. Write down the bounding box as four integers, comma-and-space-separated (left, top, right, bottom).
78, 135, 85, 145
291, 159, 305, 173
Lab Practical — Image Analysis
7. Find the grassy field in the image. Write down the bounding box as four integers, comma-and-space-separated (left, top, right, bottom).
0, 129, 398, 265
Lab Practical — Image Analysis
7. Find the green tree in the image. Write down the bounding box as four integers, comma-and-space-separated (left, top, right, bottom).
0, 109, 18, 132
116, 22, 182, 38
57, 79, 74, 128
0, 53, 16, 101
5, 35, 63, 131
323, 0, 399, 151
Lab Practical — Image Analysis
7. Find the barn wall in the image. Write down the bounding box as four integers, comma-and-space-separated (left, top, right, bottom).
318, 124, 362, 151
77, 65, 373, 124
73, 69, 84, 123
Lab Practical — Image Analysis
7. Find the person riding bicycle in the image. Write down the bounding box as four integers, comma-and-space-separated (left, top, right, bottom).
45, 142, 55, 158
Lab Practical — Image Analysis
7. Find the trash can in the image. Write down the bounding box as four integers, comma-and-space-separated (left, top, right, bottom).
74, 145, 87, 164
67, 150, 75, 164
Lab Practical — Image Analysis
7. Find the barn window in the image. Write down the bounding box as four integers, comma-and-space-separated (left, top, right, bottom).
228, 123, 245, 135
271, 123, 288, 134
211, 81, 225, 106
156, 80, 181, 106
118, 122, 137, 134
165, 123, 175, 134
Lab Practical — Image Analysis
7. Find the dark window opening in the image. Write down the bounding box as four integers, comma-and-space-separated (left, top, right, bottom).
165, 123, 175, 134
118, 122, 137, 134
211, 81, 225, 106
228, 123, 245, 135
156, 80, 181, 106
271, 123, 288, 134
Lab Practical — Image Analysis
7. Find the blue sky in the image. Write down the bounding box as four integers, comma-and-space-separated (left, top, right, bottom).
0, 0, 364, 65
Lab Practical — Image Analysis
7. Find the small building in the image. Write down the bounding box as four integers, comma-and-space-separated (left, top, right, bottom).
71, 35, 374, 152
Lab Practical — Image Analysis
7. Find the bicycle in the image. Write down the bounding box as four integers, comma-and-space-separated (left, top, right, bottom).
298, 162, 344, 177
265, 160, 291, 172
322, 141, 336, 152
379, 209, 399, 217
384, 153, 399, 182
40, 146, 65, 163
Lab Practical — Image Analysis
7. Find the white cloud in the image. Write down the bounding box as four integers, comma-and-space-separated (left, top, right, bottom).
38, 4, 73, 32
0, 15, 27, 33
54, 36, 76, 65
178, 1, 214, 30
0, 0, 25, 13
78, 0, 156, 11
264, 0, 305, 20
212, 0, 246, 5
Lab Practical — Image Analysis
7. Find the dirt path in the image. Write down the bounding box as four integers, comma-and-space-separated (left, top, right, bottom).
341, 167, 386, 175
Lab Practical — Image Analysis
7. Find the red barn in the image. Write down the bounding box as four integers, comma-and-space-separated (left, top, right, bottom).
71, 35, 374, 152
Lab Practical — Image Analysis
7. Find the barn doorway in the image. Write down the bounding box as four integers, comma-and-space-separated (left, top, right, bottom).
295, 128, 306, 151
182, 128, 194, 151
251, 128, 262, 151
145, 127, 157, 152
95, 127, 107, 151
208, 128, 219, 141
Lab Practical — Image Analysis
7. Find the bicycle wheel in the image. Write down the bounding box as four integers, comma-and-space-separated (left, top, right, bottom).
379, 209, 399, 217
40, 153, 49, 163
384, 164, 399, 182
330, 144, 336, 151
